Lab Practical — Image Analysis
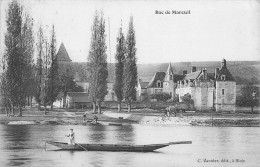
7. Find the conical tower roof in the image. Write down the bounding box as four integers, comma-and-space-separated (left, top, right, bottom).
56, 42, 72, 62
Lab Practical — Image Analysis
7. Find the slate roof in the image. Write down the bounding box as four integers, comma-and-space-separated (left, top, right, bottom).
207, 73, 216, 80
140, 82, 149, 89
216, 66, 235, 81
146, 72, 166, 88
173, 74, 185, 83
67, 92, 89, 102
183, 70, 201, 80
57, 42, 72, 62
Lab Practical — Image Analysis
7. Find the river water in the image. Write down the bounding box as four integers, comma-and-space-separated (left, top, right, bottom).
0, 124, 259, 167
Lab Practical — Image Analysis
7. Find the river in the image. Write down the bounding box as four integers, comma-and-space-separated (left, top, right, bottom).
0, 124, 259, 167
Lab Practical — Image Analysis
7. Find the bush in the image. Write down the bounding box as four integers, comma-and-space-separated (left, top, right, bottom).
150, 92, 171, 102
181, 93, 193, 104
167, 96, 179, 103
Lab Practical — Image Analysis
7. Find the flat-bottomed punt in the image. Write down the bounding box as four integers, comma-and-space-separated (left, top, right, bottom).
46, 141, 192, 152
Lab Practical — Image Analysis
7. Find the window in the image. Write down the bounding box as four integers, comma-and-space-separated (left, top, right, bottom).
222, 89, 225, 95
111, 92, 115, 101
170, 75, 173, 80
221, 75, 226, 81
157, 81, 162, 87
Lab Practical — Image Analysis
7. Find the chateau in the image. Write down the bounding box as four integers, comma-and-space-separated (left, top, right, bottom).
137, 59, 236, 112
57, 43, 236, 112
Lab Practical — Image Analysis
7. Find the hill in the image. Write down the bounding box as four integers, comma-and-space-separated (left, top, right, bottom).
71, 61, 260, 85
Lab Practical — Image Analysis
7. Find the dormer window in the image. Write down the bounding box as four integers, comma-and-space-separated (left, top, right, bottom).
157, 81, 162, 87
221, 75, 226, 81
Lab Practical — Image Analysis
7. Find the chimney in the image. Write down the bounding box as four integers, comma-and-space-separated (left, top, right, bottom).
191, 66, 196, 73
215, 68, 219, 79
221, 58, 226, 68
182, 70, 187, 75
202, 68, 207, 79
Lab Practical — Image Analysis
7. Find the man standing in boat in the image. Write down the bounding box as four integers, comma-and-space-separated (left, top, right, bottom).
66, 129, 75, 145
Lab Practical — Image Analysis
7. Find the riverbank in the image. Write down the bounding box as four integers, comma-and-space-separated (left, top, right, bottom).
0, 107, 259, 127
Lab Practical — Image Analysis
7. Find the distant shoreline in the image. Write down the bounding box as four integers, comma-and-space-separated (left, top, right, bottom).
0, 108, 259, 127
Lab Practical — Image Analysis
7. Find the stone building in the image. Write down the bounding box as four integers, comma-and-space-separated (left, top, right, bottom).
162, 64, 184, 98
176, 59, 236, 112
175, 67, 215, 111
142, 64, 184, 102
66, 92, 90, 109
214, 59, 236, 112
144, 59, 236, 112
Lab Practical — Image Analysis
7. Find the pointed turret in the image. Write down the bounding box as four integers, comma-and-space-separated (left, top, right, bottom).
165, 63, 174, 81
56, 42, 72, 62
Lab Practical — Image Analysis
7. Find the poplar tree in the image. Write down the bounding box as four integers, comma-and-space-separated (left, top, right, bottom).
47, 25, 59, 109
4, 1, 34, 116
41, 39, 50, 115
88, 11, 108, 114
113, 25, 125, 112
123, 16, 138, 112
22, 14, 35, 107
35, 26, 44, 111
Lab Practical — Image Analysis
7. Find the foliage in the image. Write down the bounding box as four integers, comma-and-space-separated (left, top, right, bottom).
3, 1, 34, 116
40, 34, 51, 114
237, 81, 259, 112
181, 93, 193, 104
167, 96, 179, 103
123, 16, 138, 112
59, 73, 84, 94
22, 14, 35, 104
113, 25, 126, 111
87, 11, 108, 114
46, 25, 59, 108
150, 92, 171, 102
35, 25, 44, 110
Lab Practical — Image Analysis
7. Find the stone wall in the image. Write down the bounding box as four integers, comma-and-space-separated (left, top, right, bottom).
163, 81, 175, 98
215, 81, 236, 112
101, 101, 184, 110
176, 81, 214, 111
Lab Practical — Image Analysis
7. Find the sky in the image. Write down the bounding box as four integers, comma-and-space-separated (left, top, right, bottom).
0, 0, 260, 64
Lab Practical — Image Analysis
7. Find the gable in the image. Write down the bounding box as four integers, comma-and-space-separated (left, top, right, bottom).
216, 67, 235, 81
146, 72, 166, 88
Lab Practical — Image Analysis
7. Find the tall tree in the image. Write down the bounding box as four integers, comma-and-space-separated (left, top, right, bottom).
47, 25, 59, 109
35, 26, 44, 111
0, 72, 10, 115
113, 25, 125, 112
88, 11, 108, 114
237, 81, 259, 113
4, 1, 34, 116
123, 16, 138, 112
40, 39, 50, 115
22, 14, 35, 108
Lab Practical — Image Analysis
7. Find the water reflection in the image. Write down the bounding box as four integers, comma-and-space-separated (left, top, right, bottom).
115, 125, 135, 144
0, 124, 259, 167
88, 125, 107, 143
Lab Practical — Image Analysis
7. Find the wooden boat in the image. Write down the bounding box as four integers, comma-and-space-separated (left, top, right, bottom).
46, 141, 192, 152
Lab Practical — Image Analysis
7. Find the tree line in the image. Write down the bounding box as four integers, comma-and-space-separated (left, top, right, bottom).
0, 1, 138, 116
0, 1, 82, 116
88, 11, 137, 114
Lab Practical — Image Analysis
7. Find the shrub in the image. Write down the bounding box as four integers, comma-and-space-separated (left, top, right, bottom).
150, 92, 171, 102
181, 93, 193, 104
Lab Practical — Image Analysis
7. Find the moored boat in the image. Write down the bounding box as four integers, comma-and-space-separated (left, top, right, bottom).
46, 141, 192, 152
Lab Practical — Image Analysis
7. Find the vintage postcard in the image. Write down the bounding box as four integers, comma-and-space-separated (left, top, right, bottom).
0, 0, 259, 167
